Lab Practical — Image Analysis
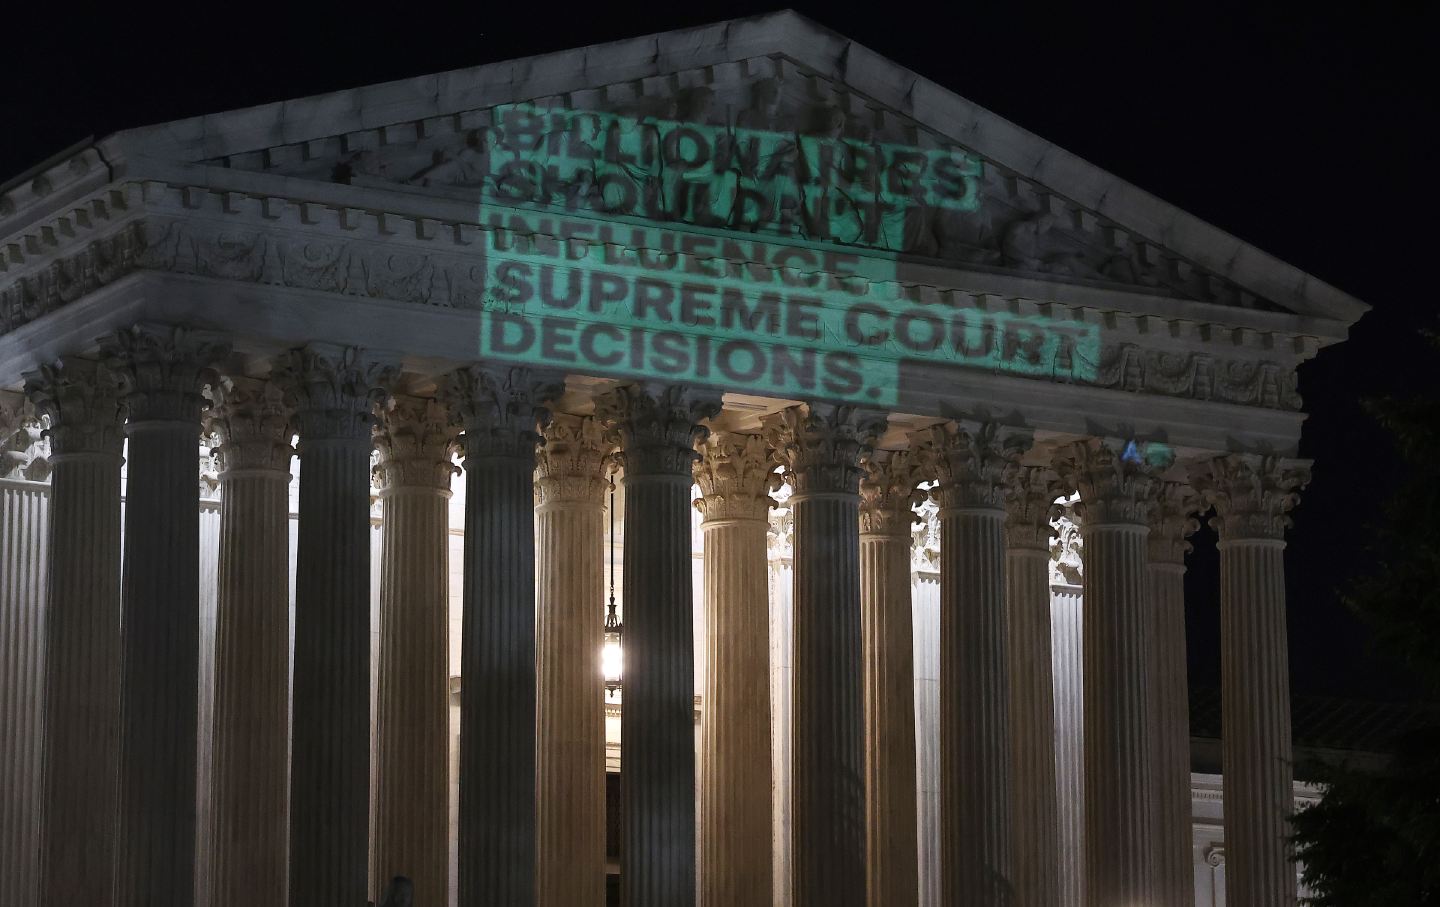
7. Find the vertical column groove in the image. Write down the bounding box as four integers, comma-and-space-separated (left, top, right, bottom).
601, 384, 719, 907
206, 376, 293, 907
859, 450, 921, 906
373, 396, 456, 904
1199, 454, 1309, 907
442, 366, 559, 907
534, 421, 607, 907
696, 432, 774, 907
766, 404, 884, 907
109, 325, 227, 907
277, 345, 393, 907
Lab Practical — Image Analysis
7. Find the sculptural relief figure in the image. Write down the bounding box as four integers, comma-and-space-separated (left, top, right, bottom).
736, 77, 785, 131
1000, 211, 1086, 275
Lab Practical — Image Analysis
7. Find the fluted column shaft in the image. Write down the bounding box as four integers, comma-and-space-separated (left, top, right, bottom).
24, 363, 123, 907
107, 326, 227, 907
205, 378, 293, 907
1200, 456, 1310, 907
601, 384, 720, 907
1066, 440, 1161, 907
858, 450, 920, 906
1005, 467, 1061, 907
531, 414, 611, 907
0, 395, 50, 907
920, 421, 1030, 906
373, 398, 456, 903
442, 366, 559, 907
276, 345, 392, 907
695, 433, 774, 907
1149, 482, 1200, 907
767, 404, 884, 907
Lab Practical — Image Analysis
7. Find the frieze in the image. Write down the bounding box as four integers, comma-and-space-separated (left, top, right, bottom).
0, 201, 1307, 414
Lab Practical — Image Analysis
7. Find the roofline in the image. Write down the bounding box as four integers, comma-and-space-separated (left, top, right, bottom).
13, 10, 1371, 326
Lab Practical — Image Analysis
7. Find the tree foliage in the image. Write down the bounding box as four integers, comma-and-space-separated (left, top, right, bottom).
1292, 329, 1440, 906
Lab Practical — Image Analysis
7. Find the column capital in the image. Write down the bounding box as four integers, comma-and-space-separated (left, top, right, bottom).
23, 357, 127, 458
1060, 438, 1163, 528
1148, 480, 1202, 565
694, 431, 777, 523
374, 396, 460, 493
535, 413, 615, 509
439, 365, 563, 461
271, 344, 395, 443
597, 382, 721, 478
858, 448, 925, 537
915, 420, 1033, 512
1195, 454, 1312, 543
101, 324, 230, 425
204, 376, 294, 476
0, 391, 51, 481
764, 403, 886, 497
1005, 466, 1063, 551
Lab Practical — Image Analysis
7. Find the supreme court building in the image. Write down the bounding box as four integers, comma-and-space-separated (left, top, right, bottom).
0, 11, 1366, 907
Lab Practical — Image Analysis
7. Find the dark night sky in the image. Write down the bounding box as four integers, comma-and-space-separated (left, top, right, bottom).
3, 3, 1433, 702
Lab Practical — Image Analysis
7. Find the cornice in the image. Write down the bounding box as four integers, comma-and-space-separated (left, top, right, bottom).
0, 172, 1340, 360
49, 11, 1365, 324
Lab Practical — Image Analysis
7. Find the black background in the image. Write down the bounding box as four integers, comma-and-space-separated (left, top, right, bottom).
2, 1, 1432, 702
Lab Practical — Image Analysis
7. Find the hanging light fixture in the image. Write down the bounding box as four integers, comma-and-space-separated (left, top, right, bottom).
602, 479, 623, 697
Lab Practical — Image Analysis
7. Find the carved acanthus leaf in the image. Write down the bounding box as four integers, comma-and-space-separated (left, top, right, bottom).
439, 365, 562, 460
915, 420, 1033, 511
203, 375, 294, 475
1194, 454, 1311, 542
1148, 480, 1203, 565
694, 431, 778, 522
271, 345, 396, 444
764, 403, 886, 497
597, 383, 722, 478
0, 393, 51, 481
102, 324, 231, 424
1059, 439, 1163, 527
1005, 466, 1063, 550
23, 357, 127, 457
534, 413, 616, 508
373, 396, 461, 492
1049, 492, 1084, 586
859, 448, 926, 536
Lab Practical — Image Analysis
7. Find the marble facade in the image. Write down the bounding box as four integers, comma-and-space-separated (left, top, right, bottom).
0, 11, 1364, 907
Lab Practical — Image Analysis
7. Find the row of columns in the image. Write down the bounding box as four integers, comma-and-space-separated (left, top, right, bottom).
9, 320, 1310, 907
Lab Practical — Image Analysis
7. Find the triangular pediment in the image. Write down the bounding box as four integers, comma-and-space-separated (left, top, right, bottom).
70, 12, 1365, 326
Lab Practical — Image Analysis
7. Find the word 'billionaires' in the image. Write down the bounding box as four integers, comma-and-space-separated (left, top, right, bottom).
420, 102, 985, 251
476, 208, 1100, 406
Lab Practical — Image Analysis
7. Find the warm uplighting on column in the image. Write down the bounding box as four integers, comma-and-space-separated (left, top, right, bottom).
602, 482, 623, 700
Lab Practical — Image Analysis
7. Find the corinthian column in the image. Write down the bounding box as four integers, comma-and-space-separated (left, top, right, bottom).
440, 366, 560, 907
694, 431, 776, 907
528, 413, 613, 907
24, 359, 125, 907
1004, 466, 1062, 907
857, 448, 921, 906
920, 420, 1031, 906
105, 325, 228, 907
1149, 481, 1200, 907
372, 396, 459, 903
1198, 455, 1310, 907
0, 394, 51, 907
204, 377, 293, 907
1063, 439, 1161, 906
764, 403, 884, 907
599, 383, 720, 907
274, 345, 393, 907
